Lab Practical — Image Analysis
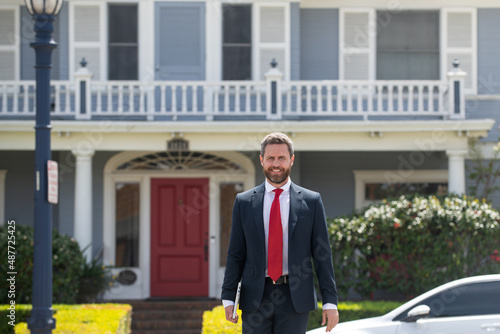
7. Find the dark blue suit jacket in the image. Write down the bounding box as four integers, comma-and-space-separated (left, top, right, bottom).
221, 182, 338, 313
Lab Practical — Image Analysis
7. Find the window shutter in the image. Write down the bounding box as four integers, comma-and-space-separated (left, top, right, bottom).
442, 8, 476, 93
72, 4, 102, 79
0, 8, 18, 80
256, 4, 288, 80
339, 8, 375, 80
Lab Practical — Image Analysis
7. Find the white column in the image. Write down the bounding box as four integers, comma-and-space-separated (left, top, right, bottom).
72, 148, 95, 261
446, 149, 468, 195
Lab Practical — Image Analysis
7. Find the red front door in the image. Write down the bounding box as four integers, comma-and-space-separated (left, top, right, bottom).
150, 178, 209, 297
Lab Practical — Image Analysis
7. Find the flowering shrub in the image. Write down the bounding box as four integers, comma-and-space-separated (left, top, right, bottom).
329, 194, 500, 299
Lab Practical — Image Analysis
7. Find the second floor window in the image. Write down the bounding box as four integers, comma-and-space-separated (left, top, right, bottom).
377, 10, 439, 80
223, 4, 252, 80
108, 4, 138, 80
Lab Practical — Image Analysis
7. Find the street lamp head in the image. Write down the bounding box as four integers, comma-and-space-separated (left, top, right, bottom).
25, 0, 64, 16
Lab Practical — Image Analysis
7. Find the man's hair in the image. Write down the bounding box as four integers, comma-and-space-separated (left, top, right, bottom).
260, 132, 294, 157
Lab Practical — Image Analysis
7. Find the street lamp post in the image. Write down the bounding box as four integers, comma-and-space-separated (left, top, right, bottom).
24, 1, 64, 333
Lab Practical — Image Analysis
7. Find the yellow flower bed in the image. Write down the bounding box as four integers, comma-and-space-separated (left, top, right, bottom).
202, 305, 242, 334
203, 301, 404, 333
14, 304, 132, 334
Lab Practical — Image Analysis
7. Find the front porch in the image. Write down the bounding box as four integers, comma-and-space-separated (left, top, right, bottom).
0, 63, 467, 121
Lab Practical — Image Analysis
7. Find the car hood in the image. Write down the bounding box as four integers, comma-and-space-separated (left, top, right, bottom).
307, 316, 391, 334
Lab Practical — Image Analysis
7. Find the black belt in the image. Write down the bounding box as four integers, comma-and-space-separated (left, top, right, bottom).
266, 275, 289, 285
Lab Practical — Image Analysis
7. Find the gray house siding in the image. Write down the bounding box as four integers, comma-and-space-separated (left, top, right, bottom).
1, 151, 35, 227
290, 2, 300, 80
243, 150, 448, 218
477, 9, 500, 96
0, 150, 116, 259
299, 8, 339, 80
466, 99, 500, 142
300, 151, 447, 218
20, 4, 69, 80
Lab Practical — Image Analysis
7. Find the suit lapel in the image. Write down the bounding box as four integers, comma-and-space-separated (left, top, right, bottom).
251, 183, 266, 248
289, 183, 302, 238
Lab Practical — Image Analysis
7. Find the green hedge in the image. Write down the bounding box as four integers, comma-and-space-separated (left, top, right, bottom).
202, 301, 403, 333
0, 224, 115, 305
330, 194, 500, 299
0, 304, 131, 334
0, 224, 82, 304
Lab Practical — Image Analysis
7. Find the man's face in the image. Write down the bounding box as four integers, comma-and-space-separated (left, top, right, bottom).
260, 143, 294, 187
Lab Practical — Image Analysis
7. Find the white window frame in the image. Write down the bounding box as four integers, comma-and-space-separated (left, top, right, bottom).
0, 170, 7, 224
339, 7, 376, 81
353, 169, 448, 210
253, 2, 290, 80
69, 2, 107, 80
0, 6, 20, 81
441, 7, 477, 95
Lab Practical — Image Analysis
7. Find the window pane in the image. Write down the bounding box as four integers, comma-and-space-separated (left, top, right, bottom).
377, 11, 439, 80
395, 281, 500, 320
223, 5, 251, 44
365, 182, 447, 200
223, 4, 251, 80
109, 46, 138, 80
223, 47, 252, 80
115, 183, 140, 267
220, 183, 243, 266
108, 4, 138, 80
109, 5, 138, 43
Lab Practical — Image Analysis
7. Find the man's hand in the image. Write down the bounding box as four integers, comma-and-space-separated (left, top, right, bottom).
322, 308, 339, 332
224, 305, 238, 324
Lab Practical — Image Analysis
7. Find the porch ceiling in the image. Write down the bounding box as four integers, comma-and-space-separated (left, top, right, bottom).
0, 119, 494, 152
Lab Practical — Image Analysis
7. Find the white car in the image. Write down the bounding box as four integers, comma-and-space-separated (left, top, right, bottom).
308, 274, 500, 334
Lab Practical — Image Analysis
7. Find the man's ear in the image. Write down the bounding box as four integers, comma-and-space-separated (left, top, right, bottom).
259, 155, 264, 166
291, 155, 295, 165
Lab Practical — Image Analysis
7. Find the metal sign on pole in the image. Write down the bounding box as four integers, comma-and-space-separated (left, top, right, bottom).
47, 161, 58, 204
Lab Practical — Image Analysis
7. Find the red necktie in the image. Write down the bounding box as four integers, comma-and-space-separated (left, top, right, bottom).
268, 188, 284, 282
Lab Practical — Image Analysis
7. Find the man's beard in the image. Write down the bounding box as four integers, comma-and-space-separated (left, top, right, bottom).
264, 167, 290, 185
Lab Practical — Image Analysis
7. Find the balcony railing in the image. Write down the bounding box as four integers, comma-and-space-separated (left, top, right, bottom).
0, 65, 466, 121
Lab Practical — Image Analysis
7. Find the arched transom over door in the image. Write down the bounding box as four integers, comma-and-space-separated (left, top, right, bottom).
117, 151, 246, 297
117, 151, 245, 172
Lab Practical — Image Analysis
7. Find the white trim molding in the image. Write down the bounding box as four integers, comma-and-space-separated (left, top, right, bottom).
353, 169, 449, 210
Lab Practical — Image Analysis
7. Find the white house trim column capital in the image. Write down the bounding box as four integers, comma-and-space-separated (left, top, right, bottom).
72, 148, 95, 261
71, 147, 95, 159
446, 149, 468, 195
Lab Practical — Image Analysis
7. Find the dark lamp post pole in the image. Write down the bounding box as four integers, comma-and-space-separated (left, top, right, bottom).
25, 0, 63, 333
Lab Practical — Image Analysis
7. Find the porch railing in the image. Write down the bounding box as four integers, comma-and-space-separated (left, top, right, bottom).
0, 64, 466, 121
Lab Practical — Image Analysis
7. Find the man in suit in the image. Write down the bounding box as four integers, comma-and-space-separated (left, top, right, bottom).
222, 132, 339, 333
